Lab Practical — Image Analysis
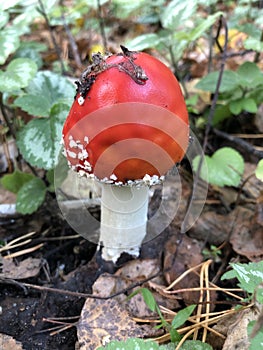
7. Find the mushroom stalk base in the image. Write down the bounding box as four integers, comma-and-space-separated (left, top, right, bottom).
99, 183, 149, 262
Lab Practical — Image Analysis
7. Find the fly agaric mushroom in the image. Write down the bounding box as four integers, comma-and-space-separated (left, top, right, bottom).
62, 46, 189, 262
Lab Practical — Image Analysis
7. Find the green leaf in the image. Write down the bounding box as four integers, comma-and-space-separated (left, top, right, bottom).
229, 99, 243, 115
212, 104, 232, 125
256, 285, 263, 304
126, 33, 161, 51
193, 147, 245, 187
0, 28, 20, 65
244, 37, 263, 52
172, 305, 196, 329
14, 41, 47, 69
111, 0, 147, 19
230, 98, 258, 115
237, 62, 263, 88
16, 178, 47, 214
242, 98, 258, 113
17, 103, 69, 170
0, 169, 34, 194
14, 94, 52, 117
0, 58, 37, 92
174, 340, 213, 350
190, 12, 223, 41
255, 159, 263, 181
46, 169, 55, 192
0, 0, 21, 10
97, 338, 160, 350
248, 321, 263, 350
14, 71, 75, 116
196, 70, 239, 93
160, 0, 198, 30
0, 11, 9, 29
140, 288, 157, 312
222, 261, 263, 294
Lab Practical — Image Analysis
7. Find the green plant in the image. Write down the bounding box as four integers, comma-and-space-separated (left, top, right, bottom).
0, 70, 75, 214
98, 287, 212, 349
196, 62, 263, 124
255, 159, 263, 181
193, 147, 245, 187
222, 261, 263, 350
97, 338, 212, 350
125, 0, 222, 69
202, 244, 222, 262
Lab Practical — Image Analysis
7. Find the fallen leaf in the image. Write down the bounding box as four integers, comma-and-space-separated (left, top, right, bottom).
230, 207, 263, 262
77, 298, 146, 349
0, 257, 42, 279
0, 333, 24, 350
163, 233, 204, 305
222, 306, 262, 350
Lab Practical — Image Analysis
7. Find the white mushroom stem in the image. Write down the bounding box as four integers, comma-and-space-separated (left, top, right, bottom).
99, 183, 149, 262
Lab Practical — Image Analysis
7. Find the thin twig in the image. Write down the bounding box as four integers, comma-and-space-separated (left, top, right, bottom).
168, 45, 188, 98
1, 268, 161, 300
97, 0, 108, 50
59, 0, 82, 68
213, 128, 263, 160
203, 15, 228, 152
4, 243, 44, 259
37, 0, 66, 74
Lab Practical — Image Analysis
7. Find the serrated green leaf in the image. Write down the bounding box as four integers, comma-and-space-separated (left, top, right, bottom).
15, 95, 52, 117
0, 170, 35, 194
14, 41, 47, 69
8, 58, 37, 85
97, 338, 160, 350
0, 58, 37, 92
14, 71, 75, 116
126, 33, 161, 51
17, 103, 69, 169
16, 178, 46, 214
193, 147, 244, 187
172, 304, 196, 329
222, 261, 263, 294
160, 0, 198, 30
0, 71, 23, 92
255, 159, 263, 181
196, 70, 239, 93
0, 28, 20, 65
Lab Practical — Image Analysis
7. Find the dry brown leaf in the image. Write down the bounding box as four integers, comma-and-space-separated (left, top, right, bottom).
92, 259, 169, 318
190, 210, 230, 245
230, 206, 263, 262
77, 298, 146, 349
163, 234, 203, 306
0, 333, 24, 350
0, 257, 42, 279
222, 306, 261, 350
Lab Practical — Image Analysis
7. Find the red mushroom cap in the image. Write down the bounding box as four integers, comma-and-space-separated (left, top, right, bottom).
62, 48, 189, 185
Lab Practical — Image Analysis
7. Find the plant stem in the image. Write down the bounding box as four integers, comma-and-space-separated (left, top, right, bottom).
37, 0, 66, 75
99, 183, 149, 262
